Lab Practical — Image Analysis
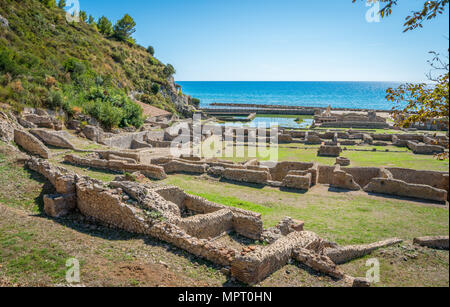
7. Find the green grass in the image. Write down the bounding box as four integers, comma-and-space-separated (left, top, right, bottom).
221, 144, 449, 171
0, 143, 48, 213
161, 174, 449, 245
0, 226, 68, 284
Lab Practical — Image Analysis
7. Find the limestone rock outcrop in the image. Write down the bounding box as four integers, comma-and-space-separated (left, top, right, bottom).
14, 129, 51, 159
30, 129, 76, 149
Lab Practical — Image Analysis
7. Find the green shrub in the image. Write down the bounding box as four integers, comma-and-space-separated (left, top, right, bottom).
46, 90, 64, 108
151, 83, 160, 95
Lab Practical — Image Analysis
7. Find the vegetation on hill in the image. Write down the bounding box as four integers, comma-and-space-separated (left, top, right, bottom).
0, 0, 194, 129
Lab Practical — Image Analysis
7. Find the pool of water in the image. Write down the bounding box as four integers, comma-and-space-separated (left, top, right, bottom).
221, 117, 314, 129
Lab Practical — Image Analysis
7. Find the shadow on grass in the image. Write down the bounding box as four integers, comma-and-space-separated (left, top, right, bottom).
219, 178, 266, 189
327, 186, 358, 193
279, 187, 308, 194
365, 192, 448, 207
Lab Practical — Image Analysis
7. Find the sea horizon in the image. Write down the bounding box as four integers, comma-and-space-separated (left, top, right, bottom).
177, 81, 407, 110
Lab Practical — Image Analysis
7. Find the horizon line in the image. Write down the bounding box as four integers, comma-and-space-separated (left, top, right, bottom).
176, 80, 428, 83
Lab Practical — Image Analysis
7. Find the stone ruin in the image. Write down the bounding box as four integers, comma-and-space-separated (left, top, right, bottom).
1, 109, 448, 286
60, 151, 450, 203
314, 110, 389, 129
281, 129, 449, 156
26, 157, 407, 286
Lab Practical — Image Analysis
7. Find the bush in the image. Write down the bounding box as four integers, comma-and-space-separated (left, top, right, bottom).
63, 58, 86, 77
191, 97, 200, 107
46, 90, 64, 108
151, 83, 160, 95
147, 46, 155, 56
0, 48, 23, 77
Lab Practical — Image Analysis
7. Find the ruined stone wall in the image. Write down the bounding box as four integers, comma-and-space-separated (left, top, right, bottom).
282, 173, 312, 190
64, 154, 167, 180
175, 209, 234, 239
97, 150, 142, 163
317, 165, 335, 184
364, 178, 447, 202
341, 167, 383, 188
269, 161, 315, 182
100, 131, 150, 149
371, 134, 393, 141
386, 168, 449, 193
231, 231, 321, 284
153, 186, 265, 240
148, 223, 236, 266
222, 168, 271, 184
407, 141, 445, 155
76, 180, 150, 233
162, 160, 208, 174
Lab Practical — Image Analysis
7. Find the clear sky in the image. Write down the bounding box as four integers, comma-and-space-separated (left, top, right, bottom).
78, 0, 449, 82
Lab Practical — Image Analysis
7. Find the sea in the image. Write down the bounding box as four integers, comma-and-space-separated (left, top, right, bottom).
177, 81, 403, 110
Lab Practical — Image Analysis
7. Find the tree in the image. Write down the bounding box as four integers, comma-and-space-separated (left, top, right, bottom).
387, 52, 449, 130
97, 16, 113, 36
354, 0, 449, 158
147, 46, 155, 56
57, 0, 66, 9
113, 14, 136, 42
79, 11, 87, 23
354, 0, 449, 32
88, 15, 95, 25
163, 64, 176, 77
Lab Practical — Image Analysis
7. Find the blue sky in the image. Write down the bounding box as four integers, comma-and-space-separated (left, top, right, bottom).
78, 0, 449, 82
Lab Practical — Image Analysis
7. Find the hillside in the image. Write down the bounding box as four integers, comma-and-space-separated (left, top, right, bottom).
0, 0, 196, 129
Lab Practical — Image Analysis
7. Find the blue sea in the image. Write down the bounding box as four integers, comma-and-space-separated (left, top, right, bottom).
177, 81, 403, 110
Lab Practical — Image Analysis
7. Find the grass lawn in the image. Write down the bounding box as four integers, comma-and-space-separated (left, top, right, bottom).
160, 174, 449, 245
220, 143, 449, 171
1, 141, 448, 287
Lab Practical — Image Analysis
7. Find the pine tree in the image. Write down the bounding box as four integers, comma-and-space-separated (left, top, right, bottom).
113, 14, 136, 42
98, 16, 113, 36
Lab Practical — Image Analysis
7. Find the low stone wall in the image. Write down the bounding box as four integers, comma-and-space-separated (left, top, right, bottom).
282, 173, 312, 190
364, 178, 448, 202
318, 145, 342, 157
175, 209, 233, 239
163, 160, 208, 174
371, 134, 393, 141
147, 139, 172, 148
320, 121, 389, 129
413, 236, 449, 250
231, 231, 321, 284
131, 139, 152, 149
324, 238, 403, 264
64, 154, 167, 180
317, 165, 335, 184
14, 129, 51, 159
336, 157, 350, 166
153, 186, 264, 240
97, 150, 142, 163
341, 167, 382, 188
269, 161, 315, 182
407, 141, 445, 155
331, 166, 361, 191
222, 168, 271, 184
386, 168, 449, 195
100, 131, 150, 149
